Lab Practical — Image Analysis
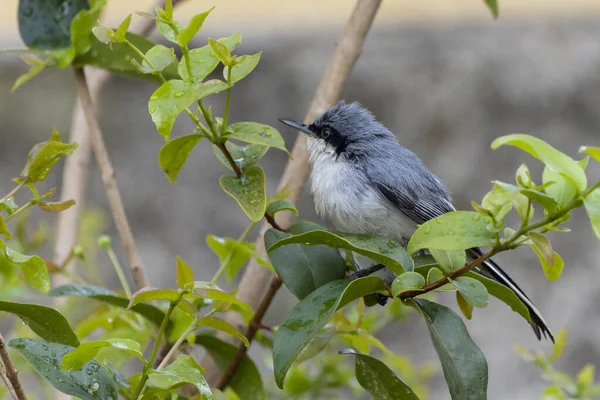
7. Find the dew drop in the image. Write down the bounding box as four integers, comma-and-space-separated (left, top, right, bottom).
174, 91, 184, 98
150, 95, 158, 101
149, 107, 157, 113
472, 215, 481, 221
448, 231, 455, 236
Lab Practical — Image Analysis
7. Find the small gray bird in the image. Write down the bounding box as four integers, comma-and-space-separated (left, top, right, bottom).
279, 100, 553, 342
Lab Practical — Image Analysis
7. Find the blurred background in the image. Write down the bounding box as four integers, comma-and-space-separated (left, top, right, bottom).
2, 1, 600, 399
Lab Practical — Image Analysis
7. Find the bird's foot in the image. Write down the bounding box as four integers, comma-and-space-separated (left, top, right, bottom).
348, 263, 386, 280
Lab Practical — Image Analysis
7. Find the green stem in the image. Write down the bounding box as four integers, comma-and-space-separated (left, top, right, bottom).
156, 323, 196, 370
105, 245, 132, 298
124, 40, 156, 69
1, 180, 26, 203
221, 67, 233, 137
132, 299, 179, 399
6, 200, 36, 222
198, 100, 219, 140
212, 221, 257, 283
181, 46, 193, 80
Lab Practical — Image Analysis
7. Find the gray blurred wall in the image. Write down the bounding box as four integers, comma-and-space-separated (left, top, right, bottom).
1, 18, 600, 399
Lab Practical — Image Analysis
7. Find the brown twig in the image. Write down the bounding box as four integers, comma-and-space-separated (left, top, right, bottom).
73, 68, 148, 290
202, 0, 383, 386
0, 335, 26, 400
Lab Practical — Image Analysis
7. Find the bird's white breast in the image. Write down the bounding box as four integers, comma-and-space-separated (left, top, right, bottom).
306, 137, 416, 244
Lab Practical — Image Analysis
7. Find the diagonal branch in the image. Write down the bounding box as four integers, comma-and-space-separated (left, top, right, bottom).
202, 0, 383, 386
0, 334, 26, 400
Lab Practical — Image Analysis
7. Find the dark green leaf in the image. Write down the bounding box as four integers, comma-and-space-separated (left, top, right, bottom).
295, 325, 335, 363
0, 301, 79, 346
273, 277, 385, 388
430, 249, 466, 272
38, 199, 76, 212
129, 287, 180, 307
158, 134, 202, 183
195, 334, 265, 400
0, 240, 50, 292
146, 355, 211, 398
492, 134, 587, 191
340, 350, 419, 400
484, 0, 499, 18
48, 284, 166, 326
223, 52, 262, 83
410, 299, 488, 400
267, 229, 413, 275
208, 38, 233, 66
407, 211, 496, 253
266, 199, 298, 217
21, 129, 78, 182
226, 122, 289, 155
176, 256, 194, 289
136, 44, 176, 74
61, 338, 144, 371
196, 316, 248, 347
219, 166, 267, 222
10, 338, 117, 399
264, 222, 346, 300
456, 291, 473, 319
449, 276, 488, 308
177, 8, 214, 47
178, 33, 242, 82
391, 272, 425, 297
18, 0, 89, 49
584, 188, 600, 240
212, 142, 268, 172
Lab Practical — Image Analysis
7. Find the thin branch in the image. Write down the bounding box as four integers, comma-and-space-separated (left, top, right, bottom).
202, 0, 383, 386
73, 67, 148, 290
0, 362, 18, 400
0, 335, 26, 400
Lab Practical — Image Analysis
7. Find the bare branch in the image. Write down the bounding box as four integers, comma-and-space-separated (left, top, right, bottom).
202, 0, 383, 385
0, 335, 26, 400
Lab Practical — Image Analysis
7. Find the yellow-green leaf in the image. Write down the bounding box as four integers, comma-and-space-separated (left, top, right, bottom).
1, 241, 50, 292
549, 329, 567, 362
191, 282, 252, 313
208, 38, 233, 66
579, 146, 600, 162
176, 256, 194, 289
135, 44, 176, 74
456, 291, 473, 319
531, 245, 564, 282
584, 188, 600, 240
129, 287, 180, 307
177, 8, 214, 47
38, 199, 76, 213
226, 122, 290, 155
0, 215, 11, 239
115, 14, 132, 42
158, 134, 202, 183
178, 33, 242, 82
196, 316, 249, 347
61, 338, 144, 372
223, 52, 262, 83
21, 129, 78, 182
219, 166, 267, 222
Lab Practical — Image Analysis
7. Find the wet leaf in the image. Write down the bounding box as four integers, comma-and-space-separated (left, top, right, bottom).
21, 129, 78, 182
268, 228, 413, 275
391, 272, 425, 296
0, 240, 50, 292
146, 355, 211, 398
426, 267, 454, 291
9, 338, 117, 400
191, 282, 252, 313
208, 38, 233, 66
449, 276, 488, 308
0, 300, 79, 346
61, 339, 144, 371
177, 8, 214, 47
266, 199, 298, 217
226, 122, 289, 155
223, 52, 262, 83
273, 277, 385, 388
340, 350, 419, 400
158, 134, 202, 182
407, 211, 496, 253
129, 287, 180, 307
136, 44, 176, 74
430, 249, 466, 272
219, 166, 267, 222
196, 316, 248, 347
212, 142, 268, 172
178, 33, 242, 82
265, 222, 346, 300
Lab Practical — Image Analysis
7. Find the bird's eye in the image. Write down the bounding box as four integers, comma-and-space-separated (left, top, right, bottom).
321, 127, 332, 139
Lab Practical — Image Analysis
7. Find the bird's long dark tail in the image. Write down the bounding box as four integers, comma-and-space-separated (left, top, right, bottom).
476, 256, 554, 342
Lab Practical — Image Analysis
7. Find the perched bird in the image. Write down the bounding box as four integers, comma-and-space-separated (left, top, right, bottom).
279, 100, 553, 342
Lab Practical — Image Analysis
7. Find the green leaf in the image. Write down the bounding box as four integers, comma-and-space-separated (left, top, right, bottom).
196, 316, 249, 347
158, 134, 202, 182
18, 0, 90, 49
407, 211, 496, 253
340, 350, 419, 400
426, 267, 454, 291
115, 14, 132, 42
177, 8, 214, 47
146, 355, 211, 398
38, 199, 76, 212
61, 339, 144, 372
91, 26, 113, 44
576, 364, 595, 387
267, 229, 413, 275
195, 334, 265, 400
74, 33, 179, 81
463, 271, 531, 323
528, 232, 555, 266
208, 38, 233, 66
542, 386, 568, 400
492, 134, 587, 191
266, 199, 298, 217
21, 129, 78, 182
157, 21, 182, 43
531, 246, 564, 282
0, 301, 79, 346
176, 256, 194, 289
456, 291, 473, 319
223, 52, 262, 83
48, 284, 167, 327
129, 287, 180, 307
584, 188, 600, 240
206, 235, 256, 283
226, 122, 289, 155
212, 142, 268, 172
136, 44, 176, 74
0, 215, 10, 239
219, 166, 267, 222
273, 277, 385, 388
491, 181, 559, 215
0, 241, 50, 292
0, 198, 18, 215
178, 33, 242, 82
449, 276, 488, 308
579, 146, 600, 162
295, 325, 335, 363
430, 249, 466, 272
12, 58, 48, 91
549, 329, 567, 362
68, 1, 105, 55
264, 222, 347, 300
484, 0, 499, 18
10, 338, 117, 400
410, 299, 488, 400
149, 79, 229, 140
543, 167, 577, 207
191, 282, 253, 313
391, 272, 425, 297
516, 163, 533, 188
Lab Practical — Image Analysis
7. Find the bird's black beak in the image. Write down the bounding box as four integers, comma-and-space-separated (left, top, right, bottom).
278, 118, 313, 135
